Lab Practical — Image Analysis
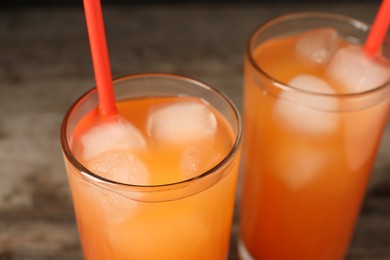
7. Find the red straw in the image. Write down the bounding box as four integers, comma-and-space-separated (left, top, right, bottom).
83, 0, 118, 116
364, 0, 390, 56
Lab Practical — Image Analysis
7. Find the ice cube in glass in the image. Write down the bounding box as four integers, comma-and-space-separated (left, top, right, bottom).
147, 101, 217, 144
327, 45, 390, 93
295, 27, 339, 65
274, 74, 339, 135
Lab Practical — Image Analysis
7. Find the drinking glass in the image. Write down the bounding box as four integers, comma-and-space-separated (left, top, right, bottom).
61, 73, 242, 259
239, 12, 390, 260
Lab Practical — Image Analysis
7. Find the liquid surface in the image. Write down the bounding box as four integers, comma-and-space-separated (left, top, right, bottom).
72, 96, 234, 185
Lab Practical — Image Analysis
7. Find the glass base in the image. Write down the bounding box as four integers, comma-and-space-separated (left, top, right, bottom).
237, 237, 254, 260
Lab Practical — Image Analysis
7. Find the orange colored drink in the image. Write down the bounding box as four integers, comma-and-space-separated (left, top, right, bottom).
239, 13, 390, 260
61, 74, 242, 260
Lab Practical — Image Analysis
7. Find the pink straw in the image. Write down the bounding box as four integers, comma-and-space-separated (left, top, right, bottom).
364, 0, 390, 56
83, 0, 118, 116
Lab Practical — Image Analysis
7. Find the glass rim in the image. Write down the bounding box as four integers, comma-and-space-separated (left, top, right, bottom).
60, 72, 242, 191
247, 11, 390, 98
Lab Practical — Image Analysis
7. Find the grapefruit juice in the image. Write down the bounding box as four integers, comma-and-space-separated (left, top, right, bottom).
61, 74, 242, 260
239, 13, 390, 260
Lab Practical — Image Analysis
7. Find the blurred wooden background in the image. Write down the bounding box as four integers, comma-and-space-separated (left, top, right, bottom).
0, 1, 389, 259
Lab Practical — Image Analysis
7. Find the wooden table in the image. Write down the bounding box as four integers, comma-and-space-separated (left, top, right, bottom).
0, 2, 389, 259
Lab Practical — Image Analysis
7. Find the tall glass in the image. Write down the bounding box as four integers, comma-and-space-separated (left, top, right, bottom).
61, 73, 242, 259
239, 13, 390, 259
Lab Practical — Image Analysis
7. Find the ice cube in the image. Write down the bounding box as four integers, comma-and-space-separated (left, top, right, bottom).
327, 45, 390, 93
147, 101, 217, 144
273, 144, 326, 190
180, 145, 223, 179
86, 149, 149, 185
274, 75, 339, 135
81, 117, 146, 161
295, 27, 339, 65
289, 74, 334, 93
95, 185, 138, 223
75, 171, 140, 224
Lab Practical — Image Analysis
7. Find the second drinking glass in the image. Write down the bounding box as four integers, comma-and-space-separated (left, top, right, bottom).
239, 12, 390, 260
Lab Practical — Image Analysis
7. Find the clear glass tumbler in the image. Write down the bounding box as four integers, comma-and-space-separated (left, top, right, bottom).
61, 73, 242, 260
239, 12, 390, 260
